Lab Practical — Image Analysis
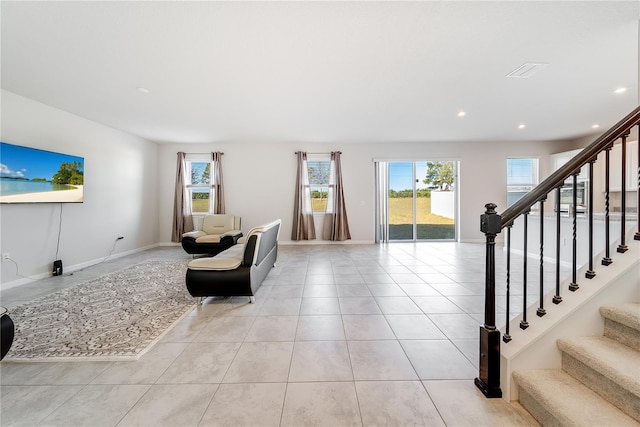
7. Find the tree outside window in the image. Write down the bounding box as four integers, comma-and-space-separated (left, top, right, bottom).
307, 159, 330, 213
423, 161, 455, 191
187, 160, 213, 213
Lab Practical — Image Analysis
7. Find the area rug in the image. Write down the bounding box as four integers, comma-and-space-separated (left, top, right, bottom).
5, 260, 194, 361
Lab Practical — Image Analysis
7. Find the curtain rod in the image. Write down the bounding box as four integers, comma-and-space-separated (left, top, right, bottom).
294, 151, 342, 155
187, 152, 224, 155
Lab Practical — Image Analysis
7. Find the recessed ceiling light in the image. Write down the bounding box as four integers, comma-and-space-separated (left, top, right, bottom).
518, 124, 526, 129
457, 111, 466, 117
613, 87, 627, 94
137, 87, 150, 94
592, 124, 600, 129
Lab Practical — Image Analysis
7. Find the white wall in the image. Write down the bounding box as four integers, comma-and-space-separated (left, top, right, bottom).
0, 89, 579, 289
157, 139, 573, 244
0, 91, 159, 287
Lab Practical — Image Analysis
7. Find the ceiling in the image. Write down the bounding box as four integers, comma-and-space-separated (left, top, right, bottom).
1, 1, 638, 144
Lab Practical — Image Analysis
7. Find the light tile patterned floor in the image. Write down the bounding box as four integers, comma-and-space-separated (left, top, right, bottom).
0, 243, 543, 426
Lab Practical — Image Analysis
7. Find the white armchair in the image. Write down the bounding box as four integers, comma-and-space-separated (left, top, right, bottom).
181, 214, 242, 255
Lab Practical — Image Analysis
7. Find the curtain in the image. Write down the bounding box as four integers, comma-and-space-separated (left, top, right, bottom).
374, 161, 389, 243
171, 152, 194, 242
212, 152, 225, 214
291, 152, 316, 240
322, 151, 351, 241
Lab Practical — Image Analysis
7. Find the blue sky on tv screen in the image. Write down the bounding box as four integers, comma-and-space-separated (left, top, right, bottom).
0, 142, 84, 181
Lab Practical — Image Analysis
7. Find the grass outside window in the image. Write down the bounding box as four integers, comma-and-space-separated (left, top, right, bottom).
388, 196, 455, 240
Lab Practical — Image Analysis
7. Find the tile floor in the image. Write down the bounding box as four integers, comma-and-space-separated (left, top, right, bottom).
0, 243, 547, 426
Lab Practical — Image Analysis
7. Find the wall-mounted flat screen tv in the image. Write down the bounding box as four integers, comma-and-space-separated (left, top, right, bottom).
0, 142, 84, 204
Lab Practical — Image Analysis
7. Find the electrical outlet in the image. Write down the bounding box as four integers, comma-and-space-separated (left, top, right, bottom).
2, 253, 10, 261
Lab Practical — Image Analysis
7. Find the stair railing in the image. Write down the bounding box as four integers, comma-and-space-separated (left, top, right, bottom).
475, 106, 640, 398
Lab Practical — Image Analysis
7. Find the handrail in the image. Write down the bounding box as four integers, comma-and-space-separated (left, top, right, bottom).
476, 105, 640, 400
501, 106, 640, 227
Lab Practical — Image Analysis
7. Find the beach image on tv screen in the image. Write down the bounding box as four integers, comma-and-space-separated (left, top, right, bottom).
0, 142, 84, 203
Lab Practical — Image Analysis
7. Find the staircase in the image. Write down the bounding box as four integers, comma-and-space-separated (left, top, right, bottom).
513, 303, 640, 426
475, 107, 640, 400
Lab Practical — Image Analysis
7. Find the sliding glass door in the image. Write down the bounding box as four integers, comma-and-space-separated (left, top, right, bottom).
376, 160, 457, 242
388, 162, 415, 240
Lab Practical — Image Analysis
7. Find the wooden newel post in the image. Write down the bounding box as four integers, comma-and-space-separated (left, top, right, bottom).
475, 203, 503, 398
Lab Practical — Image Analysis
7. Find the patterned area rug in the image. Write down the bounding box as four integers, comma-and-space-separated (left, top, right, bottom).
5, 260, 194, 361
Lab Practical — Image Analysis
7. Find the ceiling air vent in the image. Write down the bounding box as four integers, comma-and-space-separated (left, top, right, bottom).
506, 63, 548, 78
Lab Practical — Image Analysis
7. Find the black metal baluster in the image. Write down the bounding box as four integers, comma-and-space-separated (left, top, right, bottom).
586, 159, 596, 279
603, 143, 613, 265
618, 133, 629, 253
553, 186, 562, 304
503, 224, 512, 343
569, 174, 580, 292
520, 210, 530, 329
537, 199, 546, 317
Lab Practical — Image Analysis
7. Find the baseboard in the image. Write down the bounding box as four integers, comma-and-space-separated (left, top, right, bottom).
0, 271, 53, 290
459, 238, 486, 243
1, 243, 162, 291
279, 240, 375, 245
156, 242, 182, 247
67, 243, 160, 272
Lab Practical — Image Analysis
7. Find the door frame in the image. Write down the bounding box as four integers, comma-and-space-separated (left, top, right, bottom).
375, 159, 459, 243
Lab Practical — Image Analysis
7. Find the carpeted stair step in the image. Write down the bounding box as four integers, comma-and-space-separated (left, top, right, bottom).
600, 303, 640, 351
557, 336, 640, 422
513, 369, 638, 426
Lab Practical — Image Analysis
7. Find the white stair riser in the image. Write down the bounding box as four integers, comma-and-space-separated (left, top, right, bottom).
604, 318, 640, 352
518, 387, 565, 426
562, 352, 640, 422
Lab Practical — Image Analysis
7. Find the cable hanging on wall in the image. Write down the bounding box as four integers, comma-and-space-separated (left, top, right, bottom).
54, 203, 63, 261
52, 203, 64, 276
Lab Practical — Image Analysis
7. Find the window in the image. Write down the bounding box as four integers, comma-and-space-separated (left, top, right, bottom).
507, 158, 539, 207
185, 156, 213, 214
307, 158, 330, 213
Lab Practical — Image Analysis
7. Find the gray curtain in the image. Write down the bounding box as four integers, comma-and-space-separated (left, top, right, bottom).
171, 152, 194, 242
212, 152, 225, 214
291, 152, 316, 240
323, 151, 351, 241
374, 161, 390, 243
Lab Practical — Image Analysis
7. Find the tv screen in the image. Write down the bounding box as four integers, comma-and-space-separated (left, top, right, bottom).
0, 142, 84, 204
